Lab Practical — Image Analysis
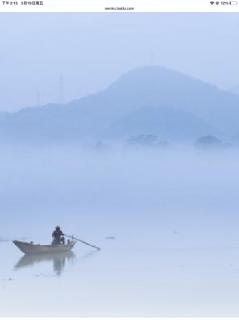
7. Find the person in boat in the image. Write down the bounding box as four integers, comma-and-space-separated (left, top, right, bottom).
52, 226, 65, 245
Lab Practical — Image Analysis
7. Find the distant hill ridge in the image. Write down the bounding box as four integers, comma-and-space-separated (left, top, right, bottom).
0, 66, 238, 142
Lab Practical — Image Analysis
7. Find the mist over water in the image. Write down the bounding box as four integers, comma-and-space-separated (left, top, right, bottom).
1, 144, 239, 316
1, 11, 239, 317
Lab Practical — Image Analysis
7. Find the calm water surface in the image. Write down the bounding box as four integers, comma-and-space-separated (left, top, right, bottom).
1, 146, 239, 316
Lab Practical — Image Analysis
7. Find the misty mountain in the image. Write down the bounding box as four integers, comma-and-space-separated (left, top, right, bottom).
104, 105, 216, 141
0, 66, 239, 142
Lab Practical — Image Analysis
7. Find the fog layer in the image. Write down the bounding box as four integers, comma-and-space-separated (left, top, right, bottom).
1, 146, 239, 316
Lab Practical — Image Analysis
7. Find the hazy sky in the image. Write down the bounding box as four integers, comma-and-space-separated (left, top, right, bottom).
0, 13, 239, 111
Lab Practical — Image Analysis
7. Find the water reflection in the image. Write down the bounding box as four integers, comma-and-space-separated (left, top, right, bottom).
15, 251, 75, 276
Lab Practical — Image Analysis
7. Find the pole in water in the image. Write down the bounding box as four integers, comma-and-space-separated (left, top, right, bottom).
65, 234, 101, 251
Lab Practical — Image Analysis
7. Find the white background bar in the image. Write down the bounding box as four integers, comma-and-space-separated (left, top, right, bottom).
0, 0, 239, 13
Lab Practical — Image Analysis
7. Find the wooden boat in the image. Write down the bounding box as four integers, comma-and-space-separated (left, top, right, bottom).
13, 240, 76, 255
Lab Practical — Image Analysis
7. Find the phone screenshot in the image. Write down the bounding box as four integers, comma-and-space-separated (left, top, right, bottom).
0, 0, 238, 318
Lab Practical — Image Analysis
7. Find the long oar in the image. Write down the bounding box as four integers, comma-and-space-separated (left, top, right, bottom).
65, 234, 101, 251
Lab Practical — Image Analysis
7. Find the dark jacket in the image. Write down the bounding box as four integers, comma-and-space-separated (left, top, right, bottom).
52, 229, 64, 240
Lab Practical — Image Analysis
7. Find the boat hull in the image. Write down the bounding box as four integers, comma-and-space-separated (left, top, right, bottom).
13, 240, 76, 255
